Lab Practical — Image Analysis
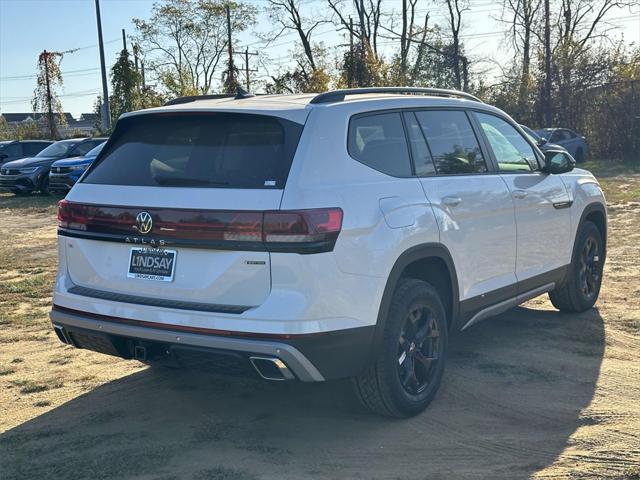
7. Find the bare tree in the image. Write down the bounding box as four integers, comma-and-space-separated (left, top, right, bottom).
134, 0, 255, 96
442, 0, 469, 91
266, 0, 328, 72
327, 0, 383, 57
552, 0, 634, 122
502, 0, 543, 109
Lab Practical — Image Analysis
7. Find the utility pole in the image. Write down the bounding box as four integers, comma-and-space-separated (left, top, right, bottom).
543, 0, 552, 126
233, 48, 258, 91
121, 28, 127, 53
42, 50, 57, 140
349, 16, 354, 87
95, 0, 111, 130
225, 3, 236, 93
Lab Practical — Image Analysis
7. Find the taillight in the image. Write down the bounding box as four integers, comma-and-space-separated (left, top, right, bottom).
57, 199, 89, 231
57, 202, 343, 254
263, 209, 343, 245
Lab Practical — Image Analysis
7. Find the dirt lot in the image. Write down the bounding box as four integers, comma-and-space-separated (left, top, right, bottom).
1, 166, 639, 480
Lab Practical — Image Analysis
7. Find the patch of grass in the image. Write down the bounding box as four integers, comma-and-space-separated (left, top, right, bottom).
614, 466, 640, 480
0, 274, 54, 299
577, 160, 640, 203
33, 400, 51, 407
598, 178, 640, 204
0, 192, 59, 213
11, 358, 24, 363
0, 366, 17, 376
48, 356, 72, 366
11, 379, 63, 394
581, 159, 640, 178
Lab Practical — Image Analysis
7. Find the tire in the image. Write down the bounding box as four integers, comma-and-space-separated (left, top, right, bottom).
12, 190, 29, 196
353, 278, 448, 417
575, 148, 585, 163
549, 221, 604, 313
38, 175, 50, 196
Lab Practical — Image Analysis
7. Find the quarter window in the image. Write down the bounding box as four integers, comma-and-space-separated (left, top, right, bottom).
475, 112, 538, 172
414, 110, 487, 175
348, 112, 412, 177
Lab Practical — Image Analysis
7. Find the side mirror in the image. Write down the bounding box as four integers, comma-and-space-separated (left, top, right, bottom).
0, 154, 7, 161
543, 150, 575, 174
538, 137, 548, 146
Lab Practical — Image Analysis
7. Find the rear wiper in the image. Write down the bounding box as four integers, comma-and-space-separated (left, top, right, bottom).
152, 175, 229, 186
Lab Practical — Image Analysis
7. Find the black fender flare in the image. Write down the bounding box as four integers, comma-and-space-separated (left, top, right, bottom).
370, 243, 460, 355
575, 201, 607, 257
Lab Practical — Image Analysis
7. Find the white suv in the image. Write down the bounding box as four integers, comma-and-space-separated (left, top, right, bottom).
51, 88, 607, 417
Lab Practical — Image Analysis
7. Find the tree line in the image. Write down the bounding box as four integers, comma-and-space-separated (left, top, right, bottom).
6, 0, 638, 160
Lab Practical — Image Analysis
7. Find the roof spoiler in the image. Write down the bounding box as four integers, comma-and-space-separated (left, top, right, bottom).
164, 86, 255, 106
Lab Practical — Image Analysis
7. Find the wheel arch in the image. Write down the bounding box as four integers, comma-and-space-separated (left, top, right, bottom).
372, 243, 460, 353
576, 202, 607, 259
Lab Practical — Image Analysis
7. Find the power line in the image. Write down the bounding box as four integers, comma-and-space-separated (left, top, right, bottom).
0, 67, 101, 81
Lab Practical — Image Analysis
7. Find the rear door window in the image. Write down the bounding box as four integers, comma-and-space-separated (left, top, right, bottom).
2, 143, 22, 158
83, 113, 303, 189
23, 142, 47, 156
414, 110, 487, 175
347, 112, 412, 177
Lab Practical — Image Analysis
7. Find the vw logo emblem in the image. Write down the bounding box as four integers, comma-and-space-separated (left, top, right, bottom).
135, 211, 153, 235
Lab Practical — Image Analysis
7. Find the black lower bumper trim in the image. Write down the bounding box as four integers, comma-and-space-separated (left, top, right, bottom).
51, 304, 375, 381
60, 323, 259, 377
67, 285, 250, 314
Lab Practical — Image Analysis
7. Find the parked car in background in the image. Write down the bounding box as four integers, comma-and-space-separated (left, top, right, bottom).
536, 128, 588, 162
0, 140, 53, 165
49, 141, 106, 194
0, 137, 106, 195
519, 125, 567, 153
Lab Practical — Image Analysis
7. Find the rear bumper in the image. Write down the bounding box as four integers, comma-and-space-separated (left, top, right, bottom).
50, 305, 375, 382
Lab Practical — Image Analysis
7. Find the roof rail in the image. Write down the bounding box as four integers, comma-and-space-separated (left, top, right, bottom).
309, 87, 482, 104
164, 87, 255, 106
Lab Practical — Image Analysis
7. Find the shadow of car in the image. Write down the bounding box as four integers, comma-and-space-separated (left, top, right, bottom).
0, 305, 605, 480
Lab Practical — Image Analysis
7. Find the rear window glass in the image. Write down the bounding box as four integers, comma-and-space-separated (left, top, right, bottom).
82, 113, 303, 189
347, 112, 412, 177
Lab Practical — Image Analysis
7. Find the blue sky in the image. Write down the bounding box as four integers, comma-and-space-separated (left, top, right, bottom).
1, 0, 638, 117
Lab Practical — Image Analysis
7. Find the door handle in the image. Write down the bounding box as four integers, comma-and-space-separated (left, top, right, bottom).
442, 195, 462, 207
512, 190, 528, 199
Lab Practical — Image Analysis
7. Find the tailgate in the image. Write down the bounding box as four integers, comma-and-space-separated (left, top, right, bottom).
62, 185, 283, 307
60, 111, 306, 310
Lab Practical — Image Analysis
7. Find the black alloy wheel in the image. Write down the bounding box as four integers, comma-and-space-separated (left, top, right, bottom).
397, 305, 441, 395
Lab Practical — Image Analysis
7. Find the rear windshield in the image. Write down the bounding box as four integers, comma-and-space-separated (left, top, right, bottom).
82, 113, 304, 189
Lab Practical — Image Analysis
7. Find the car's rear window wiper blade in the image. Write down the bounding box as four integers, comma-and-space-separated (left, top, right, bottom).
152, 175, 229, 186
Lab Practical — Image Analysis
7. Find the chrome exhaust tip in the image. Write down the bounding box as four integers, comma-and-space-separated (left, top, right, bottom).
249, 356, 295, 381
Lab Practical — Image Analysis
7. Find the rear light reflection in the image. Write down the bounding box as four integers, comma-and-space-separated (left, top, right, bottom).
57, 200, 343, 253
